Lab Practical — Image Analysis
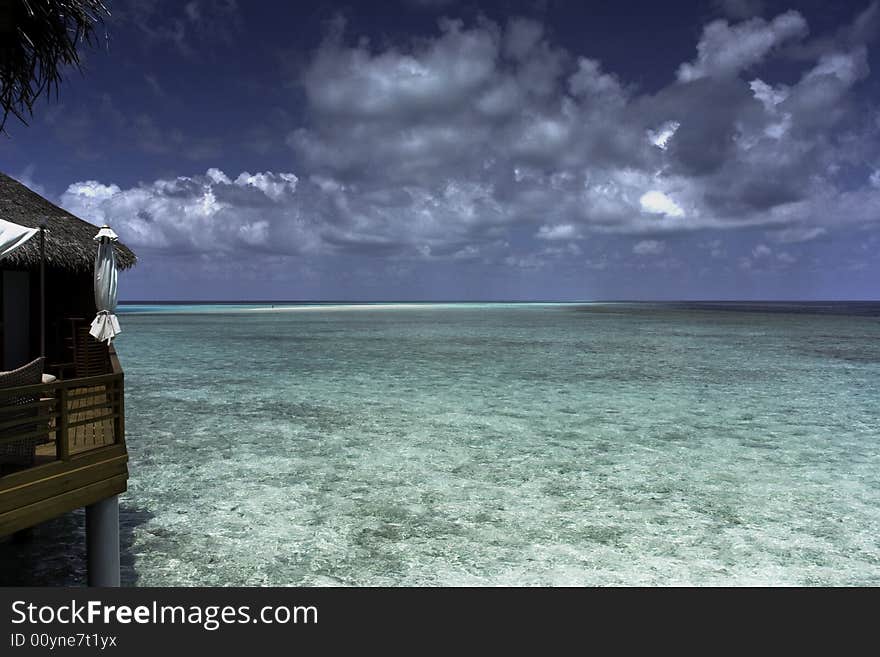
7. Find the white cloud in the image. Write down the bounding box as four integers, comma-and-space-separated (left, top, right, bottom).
60, 181, 124, 230
633, 240, 666, 255
303, 18, 499, 119
752, 243, 772, 258
60, 170, 308, 253
639, 191, 685, 218
805, 49, 868, 86
740, 242, 800, 270
54, 7, 880, 272
749, 78, 788, 110
568, 57, 623, 100
283, 10, 876, 247
234, 172, 298, 200
206, 167, 231, 184
704, 239, 725, 258
536, 224, 577, 240
677, 11, 808, 82
65, 180, 121, 200
648, 121, 681, 150
770, 226, 827, 243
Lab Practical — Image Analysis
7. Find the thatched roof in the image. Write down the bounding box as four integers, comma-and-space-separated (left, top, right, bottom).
0, 172, 136, 272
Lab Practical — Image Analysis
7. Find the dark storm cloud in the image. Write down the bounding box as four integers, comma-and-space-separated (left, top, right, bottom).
648, 77, 754, 176
60, 4, 880, 274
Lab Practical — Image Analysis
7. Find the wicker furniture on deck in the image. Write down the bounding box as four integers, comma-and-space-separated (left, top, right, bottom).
0, 357, 48, 471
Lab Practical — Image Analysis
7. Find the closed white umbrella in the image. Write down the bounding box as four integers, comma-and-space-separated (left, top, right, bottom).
0, 218, 38, 258
89, 225, 121, 344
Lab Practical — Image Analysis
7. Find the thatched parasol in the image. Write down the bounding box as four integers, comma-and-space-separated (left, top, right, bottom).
0, 172, 136, 273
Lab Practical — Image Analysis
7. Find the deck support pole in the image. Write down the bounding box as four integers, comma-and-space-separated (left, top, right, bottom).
86, 495, 120, 587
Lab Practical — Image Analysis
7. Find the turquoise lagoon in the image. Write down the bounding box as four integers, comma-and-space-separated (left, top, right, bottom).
3, 302, 880, 585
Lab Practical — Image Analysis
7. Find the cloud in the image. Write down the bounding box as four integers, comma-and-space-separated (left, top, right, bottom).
740, 241, 799, 270
633, 240, 666, 255
639, 191, 685, 218
677, 11, 808, 82
536, 224, 578, 240
648, 121, 681, 150
60, 170, 310, 254
301, 18, 500, 121
752, 243, 772, 258
59, 7, 880, 274
769, 226, 827, 243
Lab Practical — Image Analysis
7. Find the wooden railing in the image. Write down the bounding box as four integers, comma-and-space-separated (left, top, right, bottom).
0, 347, 127, 536
0, 371, 124, 473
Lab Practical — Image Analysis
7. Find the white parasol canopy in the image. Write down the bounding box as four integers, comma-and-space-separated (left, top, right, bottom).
89, 225, 121, 344
0, 218, 38, 259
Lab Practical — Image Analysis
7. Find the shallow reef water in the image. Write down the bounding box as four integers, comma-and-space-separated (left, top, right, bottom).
2, 302, 879, 586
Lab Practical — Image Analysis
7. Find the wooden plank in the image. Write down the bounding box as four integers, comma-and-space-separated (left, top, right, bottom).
0, 413, 59, 440
0, 398, 57, 417
0, 452, 127, 501
0, 426, 53, 444
0, 374, 119, 402
0, 474, 128, 537
0, 445, 127, 491
66, 400, 114, 416
0, 456, 128, 514
0, 382, 58, 398
60, 373, 119, 388
66, 387, 113, 403
68, 412, 118, 429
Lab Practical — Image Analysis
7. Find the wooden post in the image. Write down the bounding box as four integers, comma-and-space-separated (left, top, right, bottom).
57, 386, 69, 461
39, 221, 46, 358
117, 375, 124, 446
109, 345, 125, 447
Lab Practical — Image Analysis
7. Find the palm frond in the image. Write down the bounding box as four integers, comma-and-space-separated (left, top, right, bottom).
0, 0, 109, 132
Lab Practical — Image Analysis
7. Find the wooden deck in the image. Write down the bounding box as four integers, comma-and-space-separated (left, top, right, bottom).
0, 348, 127, 536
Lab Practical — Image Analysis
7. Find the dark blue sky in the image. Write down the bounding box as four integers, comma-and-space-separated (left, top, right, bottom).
2, 0, 879, 300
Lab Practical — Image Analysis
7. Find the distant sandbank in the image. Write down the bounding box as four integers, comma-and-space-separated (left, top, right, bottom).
247, 303, 446, 313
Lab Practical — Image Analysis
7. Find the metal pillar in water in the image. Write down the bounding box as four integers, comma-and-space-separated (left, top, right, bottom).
86, 495, 120, 586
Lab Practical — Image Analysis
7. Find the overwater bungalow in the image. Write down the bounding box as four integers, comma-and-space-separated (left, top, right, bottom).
0, 172, 136, 585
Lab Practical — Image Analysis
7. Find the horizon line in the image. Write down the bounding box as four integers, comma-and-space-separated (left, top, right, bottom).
118, 299, 880, 304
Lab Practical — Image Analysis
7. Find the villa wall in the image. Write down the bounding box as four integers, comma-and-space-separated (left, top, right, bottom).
1, 270, 30, 369
0, 267, 96, 371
